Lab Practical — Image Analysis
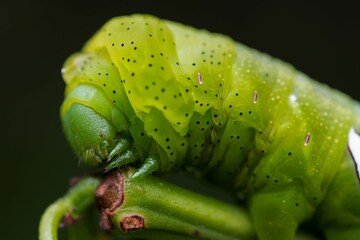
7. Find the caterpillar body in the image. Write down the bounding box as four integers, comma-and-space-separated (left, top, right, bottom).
61, 14, 360, 239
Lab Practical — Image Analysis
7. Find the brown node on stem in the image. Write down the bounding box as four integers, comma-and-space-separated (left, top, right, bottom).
68, 176, 83, 187
120, 215, 145, 232
192, 229, 200, 236
99, 211, 114, 231
95, 170, 125, 231
68, 173, 95, 187
59, 211, 77, 228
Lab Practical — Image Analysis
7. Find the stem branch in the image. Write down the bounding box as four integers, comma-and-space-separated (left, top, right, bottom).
96, 169, 256, 240
39, 177, 101, 240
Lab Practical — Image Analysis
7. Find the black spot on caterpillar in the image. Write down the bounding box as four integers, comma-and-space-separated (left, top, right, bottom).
60, 14, 360, 239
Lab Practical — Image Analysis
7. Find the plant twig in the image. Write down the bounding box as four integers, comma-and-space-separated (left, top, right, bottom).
95, 169, 256, 240
39, 177, 101, 240
39, 169, 321, 240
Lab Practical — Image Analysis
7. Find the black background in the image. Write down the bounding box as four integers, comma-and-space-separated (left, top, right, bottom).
1, 0, 359, 239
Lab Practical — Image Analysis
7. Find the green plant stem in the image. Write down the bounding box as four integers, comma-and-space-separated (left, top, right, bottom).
114, 229, 212, 239
98, 169, 256, 240
39, 177, 101, 240
39, 169, 321, 240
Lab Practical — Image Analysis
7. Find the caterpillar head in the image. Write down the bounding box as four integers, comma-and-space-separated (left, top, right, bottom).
61, 14, 224, 173
60, 52, 133, 167
60, 14, 186, 171
62, 103, 120, 166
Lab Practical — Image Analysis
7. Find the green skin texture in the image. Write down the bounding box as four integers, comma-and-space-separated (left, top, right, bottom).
61, 14, 360, 239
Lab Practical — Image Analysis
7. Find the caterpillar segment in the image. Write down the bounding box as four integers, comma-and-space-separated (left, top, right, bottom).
61, 14, 360, 240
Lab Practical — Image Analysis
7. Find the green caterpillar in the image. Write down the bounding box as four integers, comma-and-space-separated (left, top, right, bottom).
60, 14, 360, 239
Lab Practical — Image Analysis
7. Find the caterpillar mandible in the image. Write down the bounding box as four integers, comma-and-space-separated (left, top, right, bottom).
60, 14, 360, 240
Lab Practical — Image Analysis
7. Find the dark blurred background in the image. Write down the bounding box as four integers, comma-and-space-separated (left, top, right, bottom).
1, 0, 359, 239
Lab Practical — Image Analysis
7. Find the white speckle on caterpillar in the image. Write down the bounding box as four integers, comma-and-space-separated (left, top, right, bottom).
304, 132, 311, 146
289, 94, 297, 102
253, 90, 258, 104
197, 72, 203, 85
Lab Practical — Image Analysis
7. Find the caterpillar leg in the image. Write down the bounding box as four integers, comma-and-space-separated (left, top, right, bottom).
107, 150, 160, 180
131, 155, 160, 180
313, 145, 360, 240
249, 189, 311, 240
105, 148, 138, 172
62, 102, 159, 178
